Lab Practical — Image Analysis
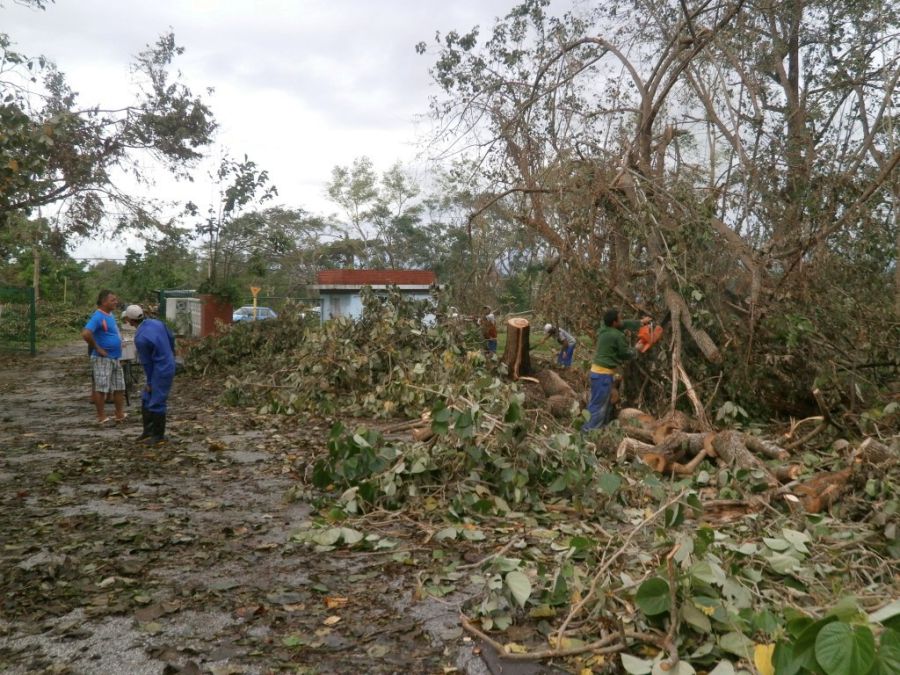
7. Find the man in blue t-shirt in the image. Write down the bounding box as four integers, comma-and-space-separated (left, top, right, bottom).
124, 304, 176, 445
81, 289, 126, 424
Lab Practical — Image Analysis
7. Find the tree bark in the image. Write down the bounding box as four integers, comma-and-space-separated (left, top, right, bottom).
788, 468, 853, 513
744, 436, 791, 461
535, 369, 575, 398
711, 430, 778, 486
502, 318, 532, 378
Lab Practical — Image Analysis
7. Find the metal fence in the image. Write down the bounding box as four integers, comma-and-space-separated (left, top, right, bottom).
0, 286, 36, 355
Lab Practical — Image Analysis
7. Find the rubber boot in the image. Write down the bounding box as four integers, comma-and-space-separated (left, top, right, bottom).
155, 412, 167, 444
137, 407, 152, 441
143, 412, 167, 446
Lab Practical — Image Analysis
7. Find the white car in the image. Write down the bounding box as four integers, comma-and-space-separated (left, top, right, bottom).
232, 306, 278, 322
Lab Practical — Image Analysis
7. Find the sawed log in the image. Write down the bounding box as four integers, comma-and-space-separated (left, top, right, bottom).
783, 437, 895, 513
711, 430, 779, 487
536, 369, 576, 398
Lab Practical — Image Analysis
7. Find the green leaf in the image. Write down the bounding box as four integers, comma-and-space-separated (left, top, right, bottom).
652, 662, 695, 675
351, 433, 371, 448
597, 472, 622, 495
620, 653, 653, 674
505, 570, 532, 608
782, 528, 810, 554
548, 474, 568, 492
707, 662, 736, 675
504, 400, 522, 423
339, 527, 364, 544
691, 559, 727, 586
311, 528, 342, 546
825, 596, 862, 622
682, 602, 712, 633
719, 631, 754, 660
766, 552, 801, 575
814, 622, 875, 675
772, 640, 799, 675
636, 577, 671, 616
781, 616, 838, 675
455, 410, 475, 438
461, 528, 485, 541
874, 629, 900, 675
763, 537, 791, 551
665, 503, 684, 527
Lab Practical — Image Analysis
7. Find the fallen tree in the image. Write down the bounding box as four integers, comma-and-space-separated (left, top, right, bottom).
616, 407, 898, 516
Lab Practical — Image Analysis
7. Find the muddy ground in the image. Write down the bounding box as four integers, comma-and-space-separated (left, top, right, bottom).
0, 343, 522, 675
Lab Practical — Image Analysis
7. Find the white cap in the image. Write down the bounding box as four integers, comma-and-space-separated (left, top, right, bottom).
544, 323, 553, 333
124, 304, 144, 320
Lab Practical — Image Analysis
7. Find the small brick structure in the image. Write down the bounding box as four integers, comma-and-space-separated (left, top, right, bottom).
199, 294, 233, 337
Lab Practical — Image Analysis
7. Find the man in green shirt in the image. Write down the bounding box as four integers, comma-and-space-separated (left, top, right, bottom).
582, 308, 651, 432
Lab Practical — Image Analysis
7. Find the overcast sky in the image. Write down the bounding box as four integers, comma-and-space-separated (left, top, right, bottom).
4, 0, 564, 259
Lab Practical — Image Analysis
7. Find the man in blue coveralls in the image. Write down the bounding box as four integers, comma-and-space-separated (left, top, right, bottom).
124, 305, 176, 445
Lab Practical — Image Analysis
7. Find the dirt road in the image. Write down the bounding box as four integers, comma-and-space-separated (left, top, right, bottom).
0, 343, 492, 674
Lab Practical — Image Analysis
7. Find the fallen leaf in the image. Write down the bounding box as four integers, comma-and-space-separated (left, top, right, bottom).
324, 596, 349, 609
753, 643, 775, 675
322, 615, 342, 626
504, 642, 528, 654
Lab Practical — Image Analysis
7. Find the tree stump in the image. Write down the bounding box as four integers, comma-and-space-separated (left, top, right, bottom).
502, 317, 531, 378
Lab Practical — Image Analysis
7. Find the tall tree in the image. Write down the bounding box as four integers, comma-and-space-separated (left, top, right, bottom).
188, 154, 277, 288
421, 0, 899, 414
326, 156, 379, 265
0, 26, 216, 239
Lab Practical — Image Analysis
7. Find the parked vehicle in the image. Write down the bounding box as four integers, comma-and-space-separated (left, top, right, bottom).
232, 306, 278, 322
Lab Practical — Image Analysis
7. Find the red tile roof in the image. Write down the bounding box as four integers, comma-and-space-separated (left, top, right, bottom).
316, 269, 436, 285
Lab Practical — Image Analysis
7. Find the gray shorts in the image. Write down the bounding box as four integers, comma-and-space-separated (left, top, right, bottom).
91, 356, 125, 393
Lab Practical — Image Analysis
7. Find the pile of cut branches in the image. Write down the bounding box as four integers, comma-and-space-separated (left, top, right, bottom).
192, 291, 900, 674
190, 289, 496, 417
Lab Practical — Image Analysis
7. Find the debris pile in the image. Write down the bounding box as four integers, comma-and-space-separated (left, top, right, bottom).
189, 291, 900, 673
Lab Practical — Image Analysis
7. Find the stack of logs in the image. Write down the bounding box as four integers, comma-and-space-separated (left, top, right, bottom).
615, 407, 897, 516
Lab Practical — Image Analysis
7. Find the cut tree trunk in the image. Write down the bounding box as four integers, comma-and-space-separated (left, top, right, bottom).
548, 394, 576, 418
616, 432, 712, 475
502, 318, 531, 378
745, 436, 791, 461
537, 369, 577, 418
535, 369, 575, 398
774, 465, 803, 483
787, 468, 853, 513
711, 431, 779, 486
852, 437, 896, 466
783, 437, 896, 513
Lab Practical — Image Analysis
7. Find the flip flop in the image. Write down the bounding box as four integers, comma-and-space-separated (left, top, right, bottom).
96, 417, 111, 426
115, 414, 129, 423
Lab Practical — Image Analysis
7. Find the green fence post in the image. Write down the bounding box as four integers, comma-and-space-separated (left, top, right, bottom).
28, 287, 36, 355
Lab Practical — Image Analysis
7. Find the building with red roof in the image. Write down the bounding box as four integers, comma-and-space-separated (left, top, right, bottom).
311, 269, 437, 320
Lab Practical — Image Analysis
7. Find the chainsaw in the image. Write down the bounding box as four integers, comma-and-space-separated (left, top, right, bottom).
635, 310, 671, 353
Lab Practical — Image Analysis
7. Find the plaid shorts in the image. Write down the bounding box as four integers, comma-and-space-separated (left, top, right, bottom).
91, 356, 125, 393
